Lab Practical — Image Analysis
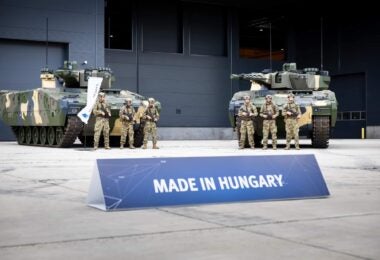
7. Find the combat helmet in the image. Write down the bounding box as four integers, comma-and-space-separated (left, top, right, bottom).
287, 93, 295, 98
124, 97, 132, 103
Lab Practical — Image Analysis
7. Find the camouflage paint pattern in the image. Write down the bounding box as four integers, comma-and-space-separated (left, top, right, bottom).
262, 120, 277, 146
0, 88, 161, 134
143, 121, 157, 145
143, 105, 160, 146
282, 102, 302, 146
284, 118, 299, 146
238, 103, 258, 148
94, 117, 110, 148
0, 63, 161, 147
239, 120, 255, 147
119, 105, 136, 145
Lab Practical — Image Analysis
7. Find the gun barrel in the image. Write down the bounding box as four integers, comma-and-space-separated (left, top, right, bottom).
230, 74, 242, 80
230, 73, 269, 83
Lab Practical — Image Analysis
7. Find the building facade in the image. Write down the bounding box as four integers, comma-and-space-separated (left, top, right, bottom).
0, 0, 379, 140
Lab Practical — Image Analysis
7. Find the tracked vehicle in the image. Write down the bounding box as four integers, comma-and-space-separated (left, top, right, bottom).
0, 61, 161, 147
229, 63, 337, 148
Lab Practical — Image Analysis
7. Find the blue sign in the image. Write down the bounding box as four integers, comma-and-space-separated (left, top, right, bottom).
87, 155, 329, 211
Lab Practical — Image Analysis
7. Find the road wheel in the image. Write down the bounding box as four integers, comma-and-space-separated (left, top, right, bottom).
47, 127, 56, 146
25, 127, 32, 144
17, 127, 25, 144
40, 127, 47, 145
32, 127, 39, 144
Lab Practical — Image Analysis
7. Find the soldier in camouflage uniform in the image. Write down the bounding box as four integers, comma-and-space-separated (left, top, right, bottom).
282, 93, 302, 150
238, 95, 258, 149
119, 98, 135, 149
143, 98, 159, 149
260, 95, 279, 150
92, 92, 111, 150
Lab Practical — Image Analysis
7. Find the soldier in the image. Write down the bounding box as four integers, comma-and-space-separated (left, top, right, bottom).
92, 92, 111, 150
238, 95, 258, 149
119, 97, 135, 149
143, 98, 159, 149
260, 95, 279, 150
282, 93, 302, 150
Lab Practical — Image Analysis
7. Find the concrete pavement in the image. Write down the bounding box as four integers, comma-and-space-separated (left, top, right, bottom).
0, 139, 379, 259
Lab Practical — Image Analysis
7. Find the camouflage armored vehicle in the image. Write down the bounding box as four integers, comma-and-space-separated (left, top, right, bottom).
0, 61, 161, 147
229, 63, 337, 148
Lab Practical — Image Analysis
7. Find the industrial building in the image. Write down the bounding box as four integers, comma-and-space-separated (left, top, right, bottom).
0, 0, 378, 140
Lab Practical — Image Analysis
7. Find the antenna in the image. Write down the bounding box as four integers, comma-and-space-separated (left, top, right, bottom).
269, 22, 272, 71
45, 17, 49, 68
320, 17, 324, 71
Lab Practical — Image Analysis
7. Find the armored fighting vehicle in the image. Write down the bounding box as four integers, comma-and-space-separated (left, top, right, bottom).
229, 63, 337, 148
0, 61, 161, 147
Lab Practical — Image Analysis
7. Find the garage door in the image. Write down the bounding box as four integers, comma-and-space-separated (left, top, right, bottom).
330, 73, 366, 138
0, 39, 67, 140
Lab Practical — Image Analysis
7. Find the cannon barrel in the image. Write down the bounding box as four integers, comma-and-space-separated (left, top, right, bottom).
231, 73, 271, 85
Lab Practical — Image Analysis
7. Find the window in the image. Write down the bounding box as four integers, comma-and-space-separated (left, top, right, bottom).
351, 112, 361, 120
105, 0, 132, 50
239, 10, 286, 60
141, 1, 183, 53
189, 3, 227, 56
337, 111, 366, 121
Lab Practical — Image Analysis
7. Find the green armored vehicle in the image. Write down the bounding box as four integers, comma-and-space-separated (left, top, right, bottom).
0, 61, 161, 147
229, 63, 337, 148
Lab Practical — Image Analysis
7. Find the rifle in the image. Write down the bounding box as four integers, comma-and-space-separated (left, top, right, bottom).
122, 107, 134, 122
288, 109, 299, 118
100, 105, 111, 118
262, 111, 273, 120
239, 106, 255, 121
145, 108, 158, 122
262, 104, 277, 120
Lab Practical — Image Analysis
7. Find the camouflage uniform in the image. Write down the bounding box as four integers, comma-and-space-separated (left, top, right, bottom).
143, 105, 159, 149
238, 103, 258, 148
282, 101, 301, 149
92, 100, 111, 149
260, 102, 279, 149
119, 104, 135, 148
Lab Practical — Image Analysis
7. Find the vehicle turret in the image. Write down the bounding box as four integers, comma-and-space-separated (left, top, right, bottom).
231, 63, 330, 91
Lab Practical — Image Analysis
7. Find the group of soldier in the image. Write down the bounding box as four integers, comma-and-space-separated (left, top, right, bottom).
238, 93, 301, 150
92, 91, 301, 151
92, 92, 159, 150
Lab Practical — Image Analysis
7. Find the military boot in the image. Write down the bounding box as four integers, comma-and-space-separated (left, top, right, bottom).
273, 145, 277, 150
143, 144, 147, 149
105, 146, 111, 150
120, 143, 124, 149
94, 146, 98, 151
129, 144, 135, 149
239, 146, 244, 149
295, 144, 300, 150
153, 144, 159, 149
262, 145, 267, 150
284, 143, 290, 150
